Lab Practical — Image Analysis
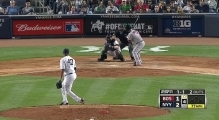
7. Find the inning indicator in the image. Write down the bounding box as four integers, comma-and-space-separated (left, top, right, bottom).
159, 89, 207, 109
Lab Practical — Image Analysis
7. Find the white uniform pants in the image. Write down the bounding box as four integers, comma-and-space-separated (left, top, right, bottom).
132, 41, 145, 65
61, 73, 81, 103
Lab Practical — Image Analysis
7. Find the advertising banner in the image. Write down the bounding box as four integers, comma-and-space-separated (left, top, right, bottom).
84, 18, 158, 36
0, 17, 12, 38
204, 15, 219, 37
163, 18, 202, 36
12, 19, 84, 36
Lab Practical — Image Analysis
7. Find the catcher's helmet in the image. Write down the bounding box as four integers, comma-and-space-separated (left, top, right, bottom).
106, 33, 116, 40
125, 24, 132, 31
106, 33, 115, 37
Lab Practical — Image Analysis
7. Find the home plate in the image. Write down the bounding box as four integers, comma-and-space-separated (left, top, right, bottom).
108, 65, 117, 67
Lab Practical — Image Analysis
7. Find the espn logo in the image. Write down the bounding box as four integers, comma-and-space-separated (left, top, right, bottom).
173, 20, 191, 28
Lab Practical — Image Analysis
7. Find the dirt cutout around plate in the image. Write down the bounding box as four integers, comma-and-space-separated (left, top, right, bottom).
1, 56, 219, 77
0, 105, 170, 120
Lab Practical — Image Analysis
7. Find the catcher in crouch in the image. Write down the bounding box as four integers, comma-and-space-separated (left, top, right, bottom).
98, 33, 125, 62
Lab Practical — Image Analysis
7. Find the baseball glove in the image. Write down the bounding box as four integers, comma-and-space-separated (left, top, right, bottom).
56, 80, 62, 89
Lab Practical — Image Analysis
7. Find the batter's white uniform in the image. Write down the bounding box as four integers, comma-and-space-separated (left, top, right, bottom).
126, 29, 145, 65
106, 40, 121, 57
60, 56, 82, 104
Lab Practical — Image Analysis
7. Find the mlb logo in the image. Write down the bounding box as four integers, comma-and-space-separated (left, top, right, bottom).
65, 24, 80, 32
145, 25, 153, 30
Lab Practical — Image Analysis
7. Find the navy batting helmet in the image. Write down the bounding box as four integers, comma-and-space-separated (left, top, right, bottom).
125, 24, 132, 31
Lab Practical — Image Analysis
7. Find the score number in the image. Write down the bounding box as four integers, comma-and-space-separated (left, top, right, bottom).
160, 96, 181, 108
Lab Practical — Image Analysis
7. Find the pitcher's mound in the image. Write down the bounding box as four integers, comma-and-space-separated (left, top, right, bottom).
0, 104, 170, 120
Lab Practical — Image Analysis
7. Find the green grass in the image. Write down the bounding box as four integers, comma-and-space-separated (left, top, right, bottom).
0, 75, 217, 120
1, 45, 219, 61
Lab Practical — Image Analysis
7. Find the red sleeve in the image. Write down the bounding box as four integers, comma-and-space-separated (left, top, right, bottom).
115, 0, 122, 6
144, 4, 149, 9
134, 5, 139, 11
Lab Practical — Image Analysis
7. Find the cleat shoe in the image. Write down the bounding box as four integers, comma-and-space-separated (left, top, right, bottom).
133, 62, 141, 66
98, 58, 104, 62
60, 102, 68, 105
113, 57, 119, 60
98, 55, 107, 62
121, 58, 125, 62
80, 98, 84, 104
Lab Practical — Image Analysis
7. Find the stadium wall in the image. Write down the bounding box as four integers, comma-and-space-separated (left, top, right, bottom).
0, 13, 217, 39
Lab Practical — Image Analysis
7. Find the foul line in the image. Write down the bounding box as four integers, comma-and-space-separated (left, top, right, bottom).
142, 66, 219, 76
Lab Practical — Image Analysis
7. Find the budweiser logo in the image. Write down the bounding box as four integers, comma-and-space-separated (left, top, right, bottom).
16, 24, 62, 31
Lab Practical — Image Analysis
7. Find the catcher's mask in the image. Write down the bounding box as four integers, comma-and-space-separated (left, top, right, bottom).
111, 33, 116, 39
106, 33, 115, 40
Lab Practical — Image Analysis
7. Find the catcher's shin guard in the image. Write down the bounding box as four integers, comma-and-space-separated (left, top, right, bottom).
98, 54, 107, 61
98, 44, 109, 61
116, 51, 125, 62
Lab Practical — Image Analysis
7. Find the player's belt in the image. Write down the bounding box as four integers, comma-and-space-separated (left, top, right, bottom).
136, 40, 143, 44
65, 73, 73, 76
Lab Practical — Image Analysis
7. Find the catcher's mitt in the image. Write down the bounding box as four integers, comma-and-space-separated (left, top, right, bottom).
56, 80, 62, 89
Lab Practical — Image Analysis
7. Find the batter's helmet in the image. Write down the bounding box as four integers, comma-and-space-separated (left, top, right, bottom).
63, 48, 69, 54
125, 24, 132, 31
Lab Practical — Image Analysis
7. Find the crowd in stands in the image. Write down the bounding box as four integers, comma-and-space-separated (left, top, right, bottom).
0, 0, 218, 15
48, 0, 218, 14
0, 0, 35, 15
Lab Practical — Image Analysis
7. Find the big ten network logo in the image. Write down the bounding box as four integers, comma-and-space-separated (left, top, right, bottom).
173, 20, 191, 30
105, 23, 153, 34
0, 19, 5, 27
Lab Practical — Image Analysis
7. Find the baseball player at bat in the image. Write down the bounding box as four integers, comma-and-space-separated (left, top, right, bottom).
125, 25, 145, 66
113, 25, 134, 61
98, 33, 125, 62
59, 48, 84, 105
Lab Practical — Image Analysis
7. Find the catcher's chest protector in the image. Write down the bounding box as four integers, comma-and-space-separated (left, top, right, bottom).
108, 39, 115, 46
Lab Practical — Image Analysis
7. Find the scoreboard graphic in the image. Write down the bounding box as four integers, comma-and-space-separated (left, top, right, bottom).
159, 89, 207, 109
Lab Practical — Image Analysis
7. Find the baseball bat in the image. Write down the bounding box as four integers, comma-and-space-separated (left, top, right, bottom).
133, 15, 140, 29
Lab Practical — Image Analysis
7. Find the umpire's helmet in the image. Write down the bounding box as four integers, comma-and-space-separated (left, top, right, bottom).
118, 25, 124, 31
125, 24, 132, 31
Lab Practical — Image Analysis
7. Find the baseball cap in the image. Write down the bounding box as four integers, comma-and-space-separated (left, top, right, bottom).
63, 48, 69, 54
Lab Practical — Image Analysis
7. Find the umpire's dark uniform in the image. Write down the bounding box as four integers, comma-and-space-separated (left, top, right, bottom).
114, 27, 134, 60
